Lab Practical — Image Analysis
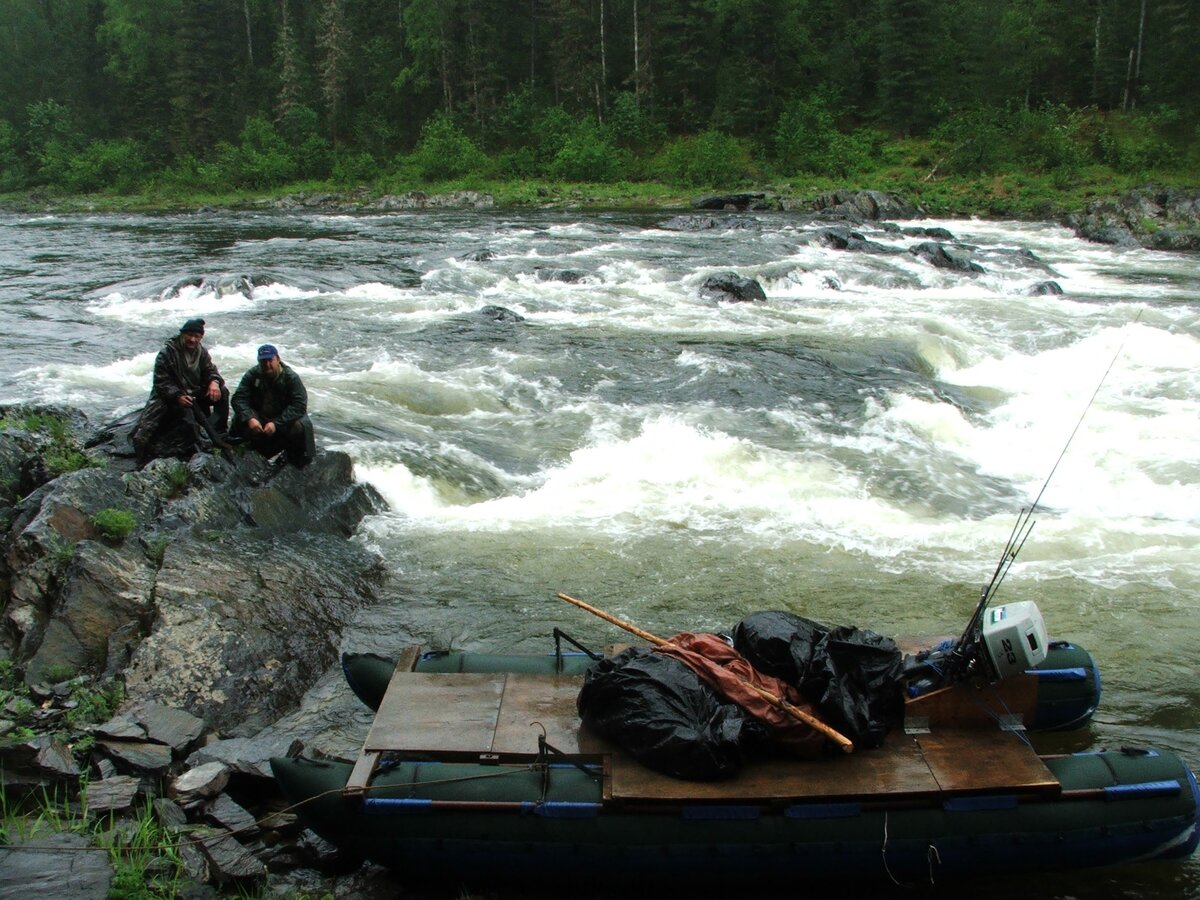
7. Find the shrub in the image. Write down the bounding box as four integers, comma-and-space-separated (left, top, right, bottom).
773, 92, 839, 174
606, 92, 666, 152
62, 139, 148, 193
0, 119, 27, 191
215, 115, 299, 189
654, 131, 752, 187
331, 150, 378, 184
90, 508, 137, 543
532, 106, 576, 168
406, 113, 486, 180
549, 120, 630, 182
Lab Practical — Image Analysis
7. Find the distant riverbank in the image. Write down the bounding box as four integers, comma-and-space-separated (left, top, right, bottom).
2, 169, 1196, 223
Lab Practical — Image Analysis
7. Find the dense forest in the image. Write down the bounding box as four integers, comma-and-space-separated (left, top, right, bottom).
1, 0, 1196, 199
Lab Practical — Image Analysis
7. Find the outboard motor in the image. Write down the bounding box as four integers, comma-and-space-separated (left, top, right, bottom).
981, 600, 1048, 679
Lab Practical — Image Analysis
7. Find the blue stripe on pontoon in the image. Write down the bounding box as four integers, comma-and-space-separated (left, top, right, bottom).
784, 802, 862, 819
1105, 780, 1181, 800
1029, 667, 1087, 681
944, 795, 1019, 811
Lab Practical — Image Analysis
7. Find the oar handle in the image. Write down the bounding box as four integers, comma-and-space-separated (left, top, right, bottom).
555, 592, 854, 753
556, 592, 667, 647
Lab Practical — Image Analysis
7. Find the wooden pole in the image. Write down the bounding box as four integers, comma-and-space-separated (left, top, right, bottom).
556, 592, 854, 753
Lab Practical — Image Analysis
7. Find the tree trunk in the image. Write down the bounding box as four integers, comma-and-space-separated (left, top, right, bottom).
243, 0, 254, 66
1131, 0, 1147, 109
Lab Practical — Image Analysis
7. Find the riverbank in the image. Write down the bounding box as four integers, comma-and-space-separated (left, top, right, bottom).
2, 167, 1196, 223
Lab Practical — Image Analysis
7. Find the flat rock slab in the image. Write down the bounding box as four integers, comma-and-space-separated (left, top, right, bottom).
84, 775, 141, 813
0, 831, 112, 899
129, 701, 205, 751
97, 738, 173, 773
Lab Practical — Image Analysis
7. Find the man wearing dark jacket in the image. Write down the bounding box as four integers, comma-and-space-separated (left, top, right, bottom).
131, 318, 229, 465
231, 344, 315, 468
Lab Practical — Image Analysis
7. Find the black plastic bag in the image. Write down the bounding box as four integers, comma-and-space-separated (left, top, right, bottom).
577, 647, 768, 780
732, 611, 905, 749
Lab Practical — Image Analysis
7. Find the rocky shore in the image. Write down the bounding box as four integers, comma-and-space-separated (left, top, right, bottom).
0, 405, 406, 898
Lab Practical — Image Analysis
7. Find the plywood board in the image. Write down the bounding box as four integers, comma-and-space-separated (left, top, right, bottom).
915, 730, 1059, 795
365, 672, 505, 753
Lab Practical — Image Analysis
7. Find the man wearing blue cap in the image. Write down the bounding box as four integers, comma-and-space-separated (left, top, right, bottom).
231, 343, 315, 468
131, 318, 230, 465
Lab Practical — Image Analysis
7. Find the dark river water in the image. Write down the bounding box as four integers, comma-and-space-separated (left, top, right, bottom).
1, 209, 1198, 897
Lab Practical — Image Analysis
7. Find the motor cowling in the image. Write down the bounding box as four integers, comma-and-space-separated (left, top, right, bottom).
982, 600, 1048, 679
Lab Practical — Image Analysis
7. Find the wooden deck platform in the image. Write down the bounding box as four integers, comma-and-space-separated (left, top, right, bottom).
346, 650, 1060, 805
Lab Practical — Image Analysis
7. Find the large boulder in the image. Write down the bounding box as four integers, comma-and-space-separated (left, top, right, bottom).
121, 530, 383, 735
0, 408, 389, 735
1066, 186, 1200, 251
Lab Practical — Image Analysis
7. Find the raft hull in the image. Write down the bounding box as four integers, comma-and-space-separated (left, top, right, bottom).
272, 748, 1199, 885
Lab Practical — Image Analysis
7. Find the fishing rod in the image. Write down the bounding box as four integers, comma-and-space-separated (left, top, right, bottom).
944, 313, 1141, 682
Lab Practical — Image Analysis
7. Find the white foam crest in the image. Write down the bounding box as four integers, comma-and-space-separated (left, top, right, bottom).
89, 286, 259, 325
927, 324, 1200, 520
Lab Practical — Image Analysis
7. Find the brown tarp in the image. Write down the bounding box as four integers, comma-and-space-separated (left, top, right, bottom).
655, 632, 825, 753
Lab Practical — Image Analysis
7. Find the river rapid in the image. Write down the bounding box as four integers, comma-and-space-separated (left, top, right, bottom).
1, 208, 1198, 897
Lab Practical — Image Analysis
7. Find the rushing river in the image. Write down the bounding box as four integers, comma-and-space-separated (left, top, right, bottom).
2, 208, 1198, 897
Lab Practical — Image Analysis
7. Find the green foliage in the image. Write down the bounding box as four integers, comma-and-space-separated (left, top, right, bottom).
0, 119, 27, 191
103, 802, 184, 898
548, 120, 630, 183
606, 93, 666, 153
90, 508, 137, 543
654, 131, 753, 187
331, 150, 378, 185
279, 106, 332, 180
932, 104, 1086, 176
531, 106, 577, 167
62, 139, 148, 193
62, 678, 123, 729
1089, 112, 1180, 175
405, 113, 486, 181
215, 115, 299, 189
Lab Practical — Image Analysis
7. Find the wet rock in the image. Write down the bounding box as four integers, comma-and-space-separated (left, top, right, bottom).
195, 826, 267, 882
1029, 280, 1064, 295
122, 531, 383, 735
477, 305, 525, 323
1066, 186, 1200, 251
0, 733, 80, 778
700, 272, 767, 303
170, 761, 232, 806
128, 700, 205, 752
153, 796, 189, 829
84, 774, 141, 813
96, 738, 173, 773
790, 189, 921, 221
534, 267, 588, 283
459, 248, 495, 261
24, 538, 156, 684
0, 831, 113, 898
94, 712, 147, 741
187, 733, 304, 779
659, 214, 761, 231
909, 241, 986, 273
692, 193, 775, 211
797, 226, 898, 254
204, 793, 260, 838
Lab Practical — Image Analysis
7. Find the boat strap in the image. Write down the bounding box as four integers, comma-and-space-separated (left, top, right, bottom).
553, 627, 604, 671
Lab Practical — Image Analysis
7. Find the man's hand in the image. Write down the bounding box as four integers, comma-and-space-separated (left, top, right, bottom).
248, 418, 264, 434
206, 380, 221, 403
177, 393, 194, 408
262, 421, 277, 436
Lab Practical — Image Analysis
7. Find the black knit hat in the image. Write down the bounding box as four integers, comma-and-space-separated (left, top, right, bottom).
180, 318, 206, 335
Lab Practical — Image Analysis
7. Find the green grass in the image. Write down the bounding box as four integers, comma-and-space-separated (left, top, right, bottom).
90, 507, 137, 542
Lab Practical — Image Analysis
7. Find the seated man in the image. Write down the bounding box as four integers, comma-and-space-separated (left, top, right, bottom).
131, 318, 230, 465
231, 344, 315, 468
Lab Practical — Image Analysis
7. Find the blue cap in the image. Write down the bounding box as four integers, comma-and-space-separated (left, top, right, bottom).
257, 344, 278, 361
